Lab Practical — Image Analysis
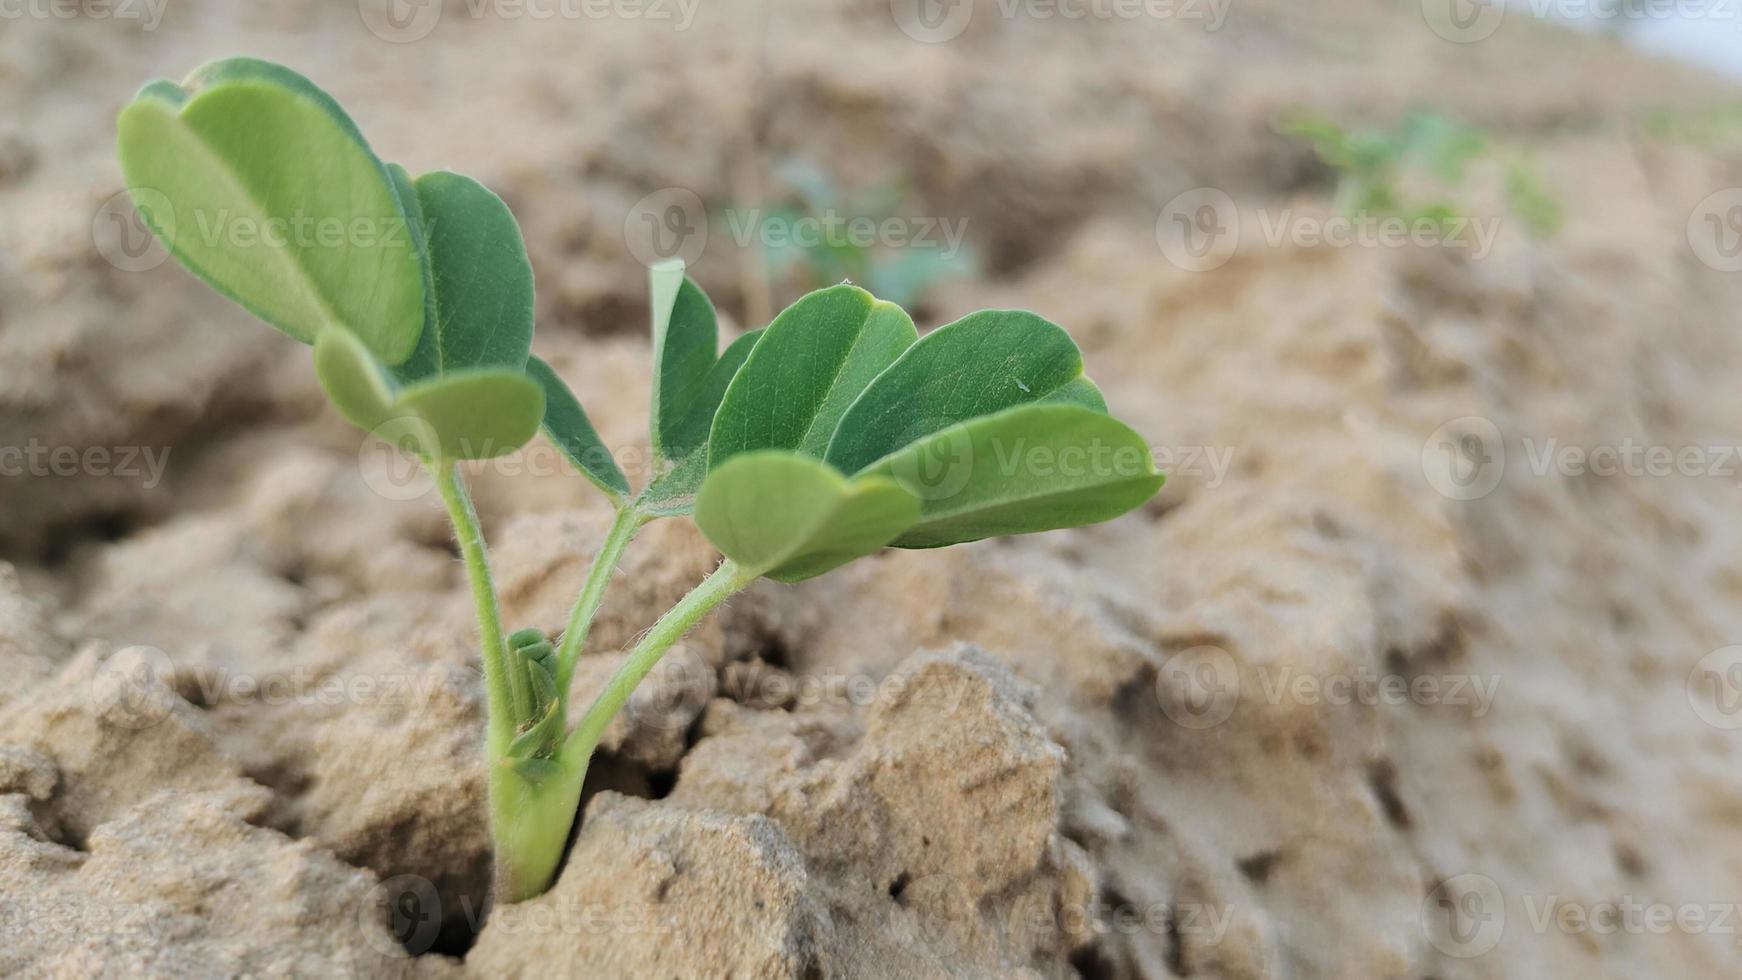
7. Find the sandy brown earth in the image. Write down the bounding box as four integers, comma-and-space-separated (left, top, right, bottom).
5, 1, 1742, 977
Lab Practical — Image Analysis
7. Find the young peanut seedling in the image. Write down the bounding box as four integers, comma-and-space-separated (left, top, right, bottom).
117, 58, 1166, 903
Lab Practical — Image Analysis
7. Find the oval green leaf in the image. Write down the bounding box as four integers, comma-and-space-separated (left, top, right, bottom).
392, 171, 536, 383
649, 260, 721, 460
313, 326, 398, 431
314, 327, 543, 462
116, 57, 424, 364
398, 370, 545, 461
709, 285, 917, 467
694, 451, 920, 583
859, 403, 1163, 549
825, 310, 1105, 475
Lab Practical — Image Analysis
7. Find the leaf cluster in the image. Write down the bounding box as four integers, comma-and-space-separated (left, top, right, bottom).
117, 58, 1161, 586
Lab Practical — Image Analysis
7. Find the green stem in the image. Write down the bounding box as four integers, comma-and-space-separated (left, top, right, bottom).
554, 504, 646, 695
493, 558, 755, 903
565, 559, 755, 759
432, 463, 516, 748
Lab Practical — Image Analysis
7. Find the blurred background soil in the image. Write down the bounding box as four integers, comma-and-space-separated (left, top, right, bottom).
5, 1, 1742, 976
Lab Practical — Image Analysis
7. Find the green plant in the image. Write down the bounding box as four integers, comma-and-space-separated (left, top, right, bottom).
1281, 109, 1563, 238
751, 157, 976, 308
116, 57, 1165, 904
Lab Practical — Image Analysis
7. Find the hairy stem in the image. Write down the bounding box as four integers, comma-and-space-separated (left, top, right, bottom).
432, 463, 516, 748
565, 559, 755, 759
554, 504, 646, 695
494, 558, 754, 903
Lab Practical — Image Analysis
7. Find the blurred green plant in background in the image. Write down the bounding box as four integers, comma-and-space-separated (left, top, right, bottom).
1281, 109, 1564, 239
1637, 103, 1742, 150
748, 158, 977, 309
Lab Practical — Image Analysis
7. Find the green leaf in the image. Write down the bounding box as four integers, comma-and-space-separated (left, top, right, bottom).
631, 326, 767, 516
663, 328, 764, 459
709, 285, 917, 467
694, 451, 920, 583
312, 325, 398, 431
648, 261, 720, 459
393, 171, 535, 383
397, 371, 545, 461
525, 356, 629, 499
313, 327, 544, 462
116, 57, 424, 364
859, 403, 1163, 549
825, 310, 1103, 475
